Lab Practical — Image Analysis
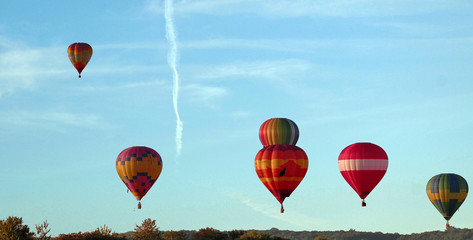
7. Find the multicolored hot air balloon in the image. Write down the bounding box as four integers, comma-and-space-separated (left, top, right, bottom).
67, 42, 93, 78
338, 142, 388, 206
426, 173, 468, 229
259, 118, 299, 147
116, 146, 163, 209
255, 144, 308, 213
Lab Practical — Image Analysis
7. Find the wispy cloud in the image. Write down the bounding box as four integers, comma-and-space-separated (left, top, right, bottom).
0, 41, 67, 97
76, 80, 166, 92
0, 110, 102, 128
228, 110, 252, 119
197, 59, 312, 81
193, 59, 318, 98
367, 21, 465, 38
93, 41, 167, 50
181, 83, 228, 107
145, 0, 464, 18
223, 189, 324, 229
180, 38, 329, 54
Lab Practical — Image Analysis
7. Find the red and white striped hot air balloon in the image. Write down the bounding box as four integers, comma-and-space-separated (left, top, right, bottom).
338, 142, 388, 207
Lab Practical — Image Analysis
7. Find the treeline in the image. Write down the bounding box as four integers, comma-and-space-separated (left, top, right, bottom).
0, 216, 287, 240
2, 216, 473, 240
260, 228, 473, 240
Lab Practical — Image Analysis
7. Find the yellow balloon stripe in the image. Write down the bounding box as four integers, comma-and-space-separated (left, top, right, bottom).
259, 176, 305, 183
427, 189, 468, 202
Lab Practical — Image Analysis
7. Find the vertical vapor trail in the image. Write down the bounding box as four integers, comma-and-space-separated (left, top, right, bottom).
164, 0, 183, 156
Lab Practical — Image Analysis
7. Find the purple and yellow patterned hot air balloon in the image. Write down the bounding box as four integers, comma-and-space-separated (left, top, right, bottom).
67, 42, 93, 78
426, 173, 468, 229
259, 118, 299, 147
116, 146, 163, 209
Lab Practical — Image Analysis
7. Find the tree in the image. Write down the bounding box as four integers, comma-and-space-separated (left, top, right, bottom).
239, 231, 271, 240
228, 230, 245, 240
53, 230, 127, 240
52, 225, 126, 240
133, 219, 162, 240
192, 228, 226, 240
238, 231, 288, 240
36, 220, 51, 240
0, 216, 34, 240
95, 225, 112, 236
162, 230, 186, 240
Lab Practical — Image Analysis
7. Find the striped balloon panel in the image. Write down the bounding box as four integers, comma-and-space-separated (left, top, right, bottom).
255, 144, 308, 204
338, 142, 388, 199
116, 146, 163, 200
426, 173, 468, 220
67, 43, 93, 74
259, 118, 299, 147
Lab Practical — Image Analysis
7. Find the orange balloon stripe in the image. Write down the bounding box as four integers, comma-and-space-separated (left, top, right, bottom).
258, 176, 305, 183
255, 158, 308, 170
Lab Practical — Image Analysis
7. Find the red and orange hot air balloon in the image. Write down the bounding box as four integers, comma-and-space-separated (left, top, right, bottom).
338, 142, 388, 206
255, 144, 308, 213
67, 42, 93, 78
116, 146, 163, 209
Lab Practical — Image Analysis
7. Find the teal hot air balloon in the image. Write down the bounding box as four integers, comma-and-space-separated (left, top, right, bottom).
426, 173, 468, 229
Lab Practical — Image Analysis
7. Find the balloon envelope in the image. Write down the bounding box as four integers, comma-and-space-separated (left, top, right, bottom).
338, 142, 388, 205
116, 146, 163, 203
426, 173, 468, 222
259, 118, 299, 147
255, 144, 308, 212
67, 42, 93, 78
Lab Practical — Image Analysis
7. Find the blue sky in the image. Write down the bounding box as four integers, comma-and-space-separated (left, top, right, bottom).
1, 0, 473, 236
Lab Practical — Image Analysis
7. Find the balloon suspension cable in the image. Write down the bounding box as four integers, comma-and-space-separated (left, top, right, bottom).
280, 203, 284, 213
362, 199, 366, 207
138, 202, 142, 210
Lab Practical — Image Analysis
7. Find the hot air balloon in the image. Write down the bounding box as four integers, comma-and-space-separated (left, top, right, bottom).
426, 173, 468, 229
259, 118, 299, 147
67, 42, 93, 78
338, 142, 388, 206
116, 146, 163, 209
255, 144, 308, 213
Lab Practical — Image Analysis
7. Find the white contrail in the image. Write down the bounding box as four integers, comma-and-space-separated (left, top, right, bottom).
164, 0, 183, 156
